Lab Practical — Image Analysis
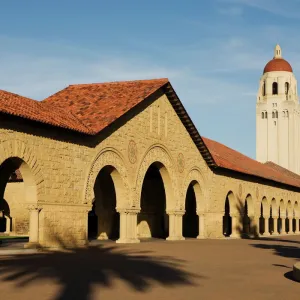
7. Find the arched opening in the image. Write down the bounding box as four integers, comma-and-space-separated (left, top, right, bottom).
275, 111, 278, 118
278, 200, 284, 234
262, 82, 266, 96
0, 157, 34, 238
88, 166, 120, 241
294, 202, 299, 233
285, 82, 289, 95
286, 201, 292, 233
262, 112, 265, 119
265, 112, 268, 119
260, 197, 269, 235
223, 192, 234, 237
138, 163, 169, 239
269, 198, 277, 235
183, 181, 199, 238
272, 82, 278, 95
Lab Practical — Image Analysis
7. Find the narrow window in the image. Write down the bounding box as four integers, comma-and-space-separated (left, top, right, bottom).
286, 110, 289, 118
272, 111, 275, 118
265, 112, 268, 119
262, 82, 266, 96
272, 82, 278, 95
285, 82, 289, 95
262, 112, 264, 119
275, 111, 278, 118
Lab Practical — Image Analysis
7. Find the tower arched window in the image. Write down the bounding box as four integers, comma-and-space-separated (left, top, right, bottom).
285, 82, 289, 95
261, 112, 264, 119
262, 82, 266, 96
276, 111, 278, 118
272, 111, 275, 118
265, 112, 268, 119
272, 82, 278, 95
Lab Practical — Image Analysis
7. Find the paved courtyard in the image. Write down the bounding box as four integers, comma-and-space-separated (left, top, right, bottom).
0, 236, 299, 300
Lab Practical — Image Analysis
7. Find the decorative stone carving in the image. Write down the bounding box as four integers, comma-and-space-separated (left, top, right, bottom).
128, 140, 137, 164
177, 153, 185, 173
85, 149, 130, 207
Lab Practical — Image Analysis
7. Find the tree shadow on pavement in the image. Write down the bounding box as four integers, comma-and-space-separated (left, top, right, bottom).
0, 238, 201, 300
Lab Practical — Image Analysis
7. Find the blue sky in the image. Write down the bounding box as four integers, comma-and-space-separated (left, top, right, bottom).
1, 0, 300, 158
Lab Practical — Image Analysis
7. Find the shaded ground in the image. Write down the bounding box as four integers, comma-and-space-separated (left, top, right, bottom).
0, 236, 300, 300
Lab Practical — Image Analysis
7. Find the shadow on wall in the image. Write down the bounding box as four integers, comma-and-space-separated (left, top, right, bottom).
0, 235, 201, 300
235, 196, 259, 239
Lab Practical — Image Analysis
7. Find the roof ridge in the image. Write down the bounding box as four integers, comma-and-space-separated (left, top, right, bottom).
68, 78, 169, 87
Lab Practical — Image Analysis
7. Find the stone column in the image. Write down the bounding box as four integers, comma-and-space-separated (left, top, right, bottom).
116, 209, 140, 244
230, 215, 240, 238
250, 216, 260, 237
197, 212, 206, 239
264, 217, 270, 236
166, 210, 185, 241
4, 216, 11, 235
295, 218, 300, 234
272, 217, 279, 235
24, 205, 42, 249
289, 218, 293, 234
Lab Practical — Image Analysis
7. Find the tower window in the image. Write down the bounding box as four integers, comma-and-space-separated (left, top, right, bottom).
272, 110, 278, 118
261, 112, 264, 119
262, 82, 266, 96
276, 111, 278, 118
272, 82, 278, 95
285, 82, 289, 95
265, 112, 268, 119
272, 111, 275, 118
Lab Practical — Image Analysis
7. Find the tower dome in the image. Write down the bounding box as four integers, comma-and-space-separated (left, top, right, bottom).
263, 45, 293, 74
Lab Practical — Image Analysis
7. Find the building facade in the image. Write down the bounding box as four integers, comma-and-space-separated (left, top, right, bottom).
0, 60, 300, 248
256, 45, 300, 173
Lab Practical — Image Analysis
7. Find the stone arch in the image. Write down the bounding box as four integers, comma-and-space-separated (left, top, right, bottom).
294, 201, 299, 218
182, 168, 206, 213
242, 194, 254, 236
0, 140, 45, 202
223, 191, 236, 237
271, 198, 278, 216
135, 145, 177, 211
84, 148, 131, 209
245, 194, 254, 217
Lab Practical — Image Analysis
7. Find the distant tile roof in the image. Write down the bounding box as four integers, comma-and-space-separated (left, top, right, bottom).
43, 78, 169, 134
0, 90, 91, 134
202, 137, 300, 189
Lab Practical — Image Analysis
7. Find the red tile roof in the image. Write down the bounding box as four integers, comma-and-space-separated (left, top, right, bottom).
202, 137, 300, 189
43, 78, 169, 134
0, 90, 91, 134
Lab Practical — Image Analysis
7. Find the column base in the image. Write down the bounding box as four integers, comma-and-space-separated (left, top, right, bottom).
24, 242, 41, 249
197, 235, 206, 239
166, 236, 185, 241
116, 238, 140, 244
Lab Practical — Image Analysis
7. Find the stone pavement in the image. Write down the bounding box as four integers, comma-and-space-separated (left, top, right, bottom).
0, 236, 299, 300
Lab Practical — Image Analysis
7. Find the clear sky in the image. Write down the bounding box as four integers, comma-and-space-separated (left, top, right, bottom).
1, 0, 300, 158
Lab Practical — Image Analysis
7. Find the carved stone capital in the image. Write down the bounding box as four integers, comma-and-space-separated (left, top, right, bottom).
26, 204, 42, 212
166, 210, 185, 216
116, 207, 141, 214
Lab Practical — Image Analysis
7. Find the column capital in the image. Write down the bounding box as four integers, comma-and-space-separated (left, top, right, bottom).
116, 207, 140, 214
26, 204, 42, 212
166, 209, 185, 216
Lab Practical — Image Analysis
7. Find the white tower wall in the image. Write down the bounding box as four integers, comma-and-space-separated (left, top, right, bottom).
256, 45, 300, 174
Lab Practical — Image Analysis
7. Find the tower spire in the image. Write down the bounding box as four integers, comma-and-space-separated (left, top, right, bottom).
274, 44, 282, 59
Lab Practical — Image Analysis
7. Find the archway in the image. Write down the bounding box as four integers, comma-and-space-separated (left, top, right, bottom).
223, 192, 235, 237
278, 200, 285, 234
242, 194, 254, 236
294, 202, 299, 233
269, 198, 277, 235
183, 181, 199, 238
138, 162, 169, 239
0, 157, 36, 237
259, 197, 269, 235
286, 201, 292, 233
88, 166, 120, 241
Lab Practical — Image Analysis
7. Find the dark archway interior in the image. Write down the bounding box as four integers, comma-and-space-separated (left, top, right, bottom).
285, 210, 289, 233
278, 207, 282, 233
183, 183, 198, 238
138, 163, 168, 239
0, 158, 22, 233
259, 203, 264, 234
223, 196, 231, 237
88, 166, 119, 240
242, 200, 250, 235
269, 206, 274, 234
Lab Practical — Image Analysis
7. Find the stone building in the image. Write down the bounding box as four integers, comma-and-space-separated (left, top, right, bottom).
0, 46, 300, 248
